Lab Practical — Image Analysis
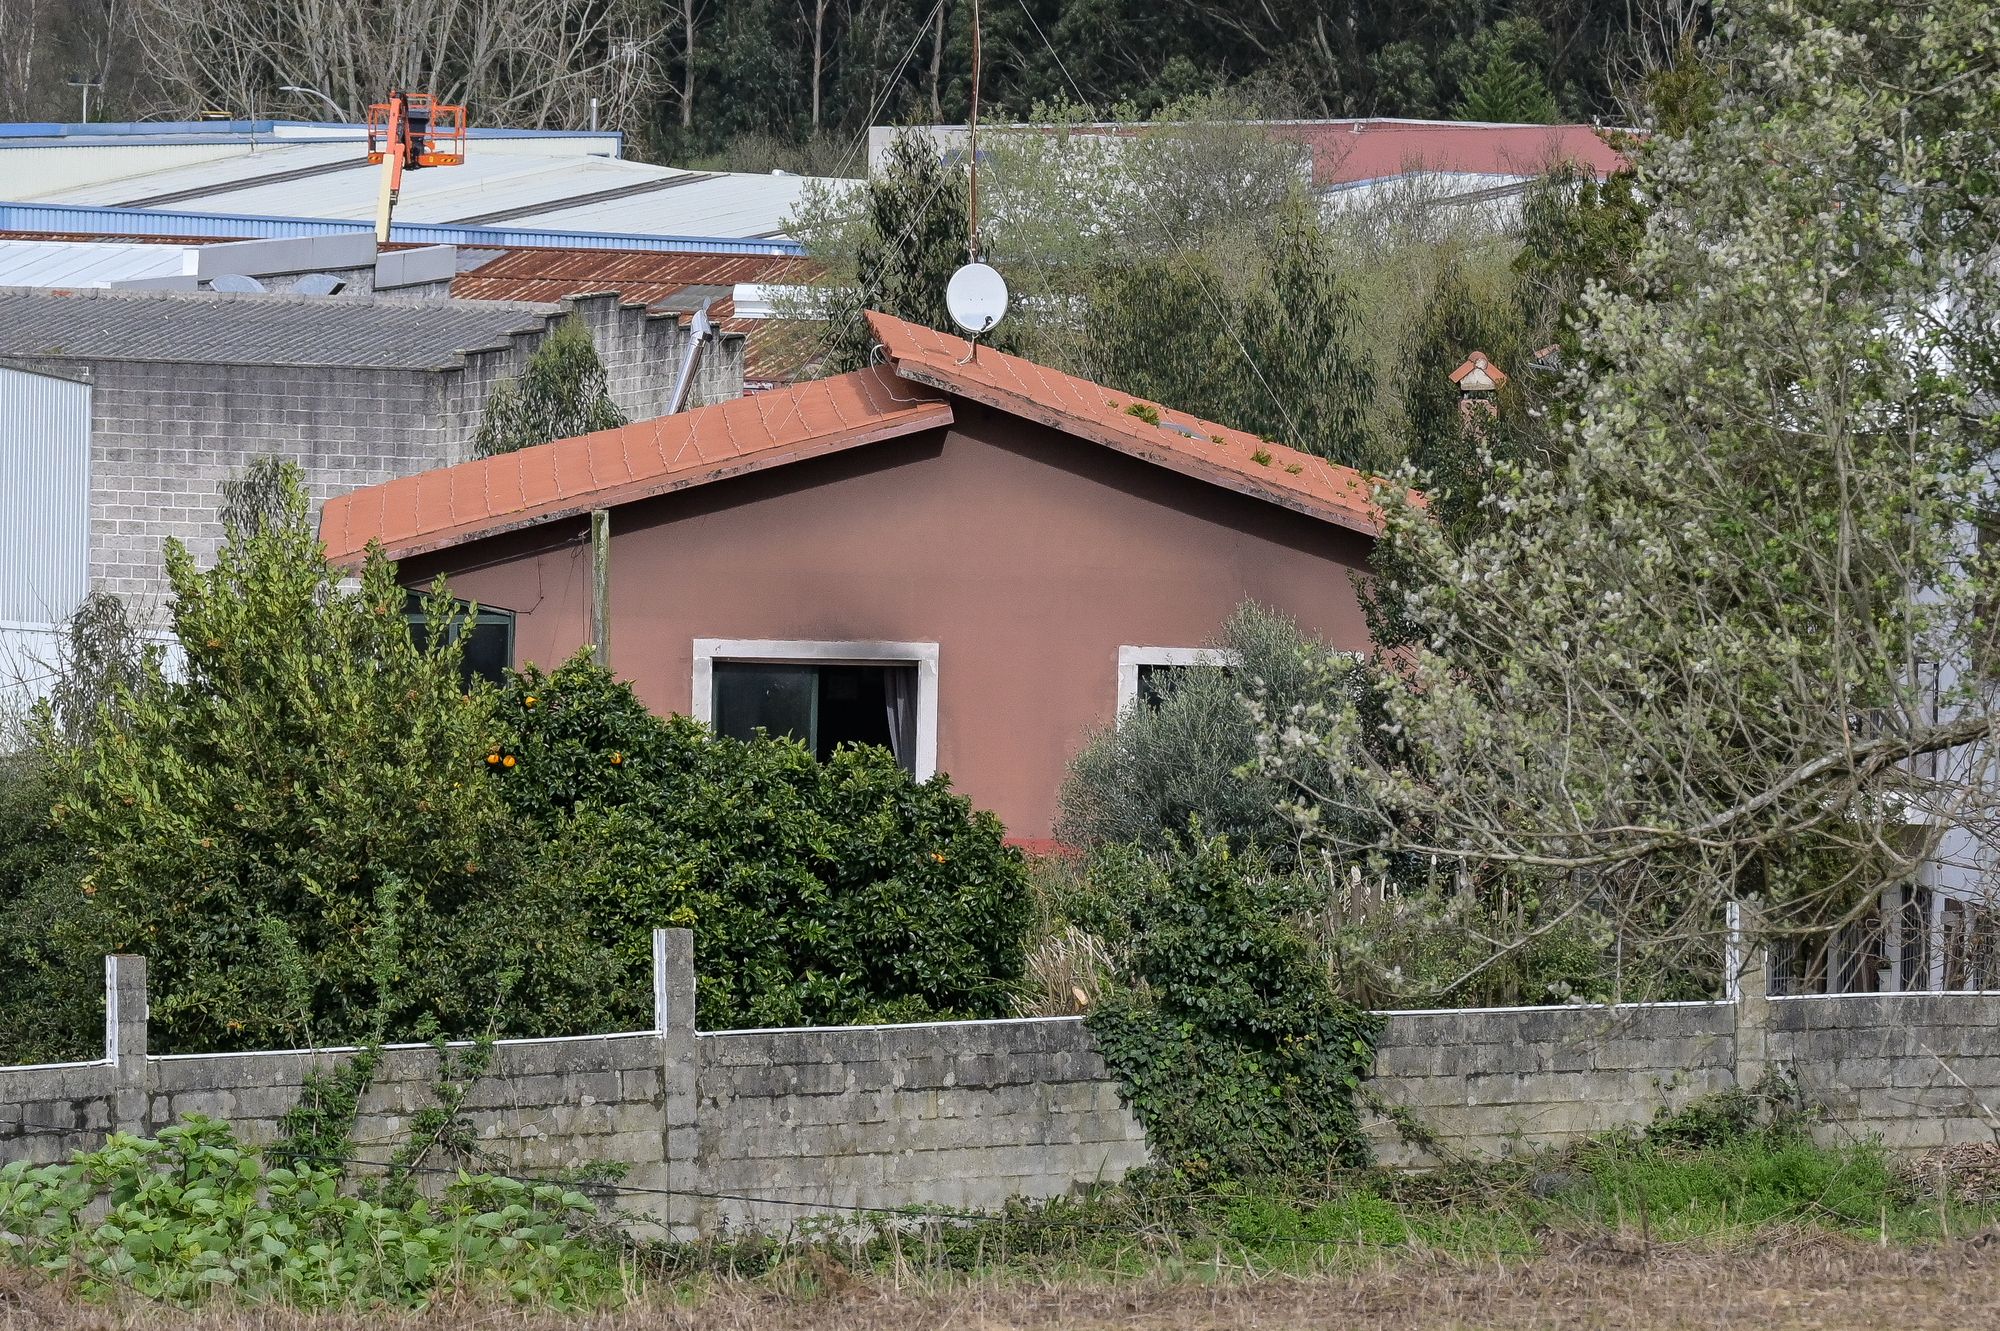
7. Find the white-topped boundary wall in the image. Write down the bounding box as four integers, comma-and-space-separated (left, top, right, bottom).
4, 934, 1998, 1234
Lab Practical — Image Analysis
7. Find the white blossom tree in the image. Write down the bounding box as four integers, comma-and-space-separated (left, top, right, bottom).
1259, 0, 2000, 986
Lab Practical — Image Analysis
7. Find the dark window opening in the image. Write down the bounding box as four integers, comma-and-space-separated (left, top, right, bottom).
405, 593, 514, 686
1137, 661, 1233, 710
712, 660, 918, 773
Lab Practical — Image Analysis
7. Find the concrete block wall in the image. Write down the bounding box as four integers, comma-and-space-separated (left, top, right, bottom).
695, 1017, 1147, 1230
1367, 1001, 1738, 1165
13, 940, 2000, 1232
565, 292, 743, 421
67, 358, 449, 617
0, 933, 1135, 1236
1770, 993, 2000, 1150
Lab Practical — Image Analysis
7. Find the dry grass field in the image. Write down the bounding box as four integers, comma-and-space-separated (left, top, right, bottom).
6, 1233, 1999, 1331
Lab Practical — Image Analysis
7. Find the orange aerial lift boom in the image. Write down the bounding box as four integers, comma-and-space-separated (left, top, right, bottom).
365, 90, 467, 243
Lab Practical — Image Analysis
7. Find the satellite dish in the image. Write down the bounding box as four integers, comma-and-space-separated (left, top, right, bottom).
946, 262, 1009, 336
207, 274, 266, 294
293, 272, 347, 296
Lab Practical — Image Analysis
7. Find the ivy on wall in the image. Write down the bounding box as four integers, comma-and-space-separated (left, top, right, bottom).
1081, 838, 1382, 1182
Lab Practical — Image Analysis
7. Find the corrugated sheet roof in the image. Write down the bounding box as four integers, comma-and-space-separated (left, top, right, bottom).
0, 202, 806, 254
1271, 120, 1627, 188
320, 312, 1399, 561
0, 239, 191, 287
891, 117, 1626, 190
0, 286, 561, 369
450, 247, 814, 307
320, 364, 952, 561
510, 171, 819, 239
450, 247, 821, 382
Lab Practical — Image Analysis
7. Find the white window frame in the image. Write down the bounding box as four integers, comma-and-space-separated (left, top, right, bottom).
692, 638, 940, 779
1116, 645, 1240, 718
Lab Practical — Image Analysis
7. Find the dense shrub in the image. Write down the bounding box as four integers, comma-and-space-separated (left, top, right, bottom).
0, 1118, 620, 1307
488, 655, 1035, 1029
23, 467, 1031, 1055
1057, 604, 1369, 868
0, 755, 100, 1064
1083, 837, 1381, 1182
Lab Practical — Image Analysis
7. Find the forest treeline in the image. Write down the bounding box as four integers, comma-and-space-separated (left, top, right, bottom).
2, 0, 1704, 169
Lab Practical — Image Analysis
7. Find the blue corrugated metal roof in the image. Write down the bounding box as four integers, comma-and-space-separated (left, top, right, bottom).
0, 202, 806, 256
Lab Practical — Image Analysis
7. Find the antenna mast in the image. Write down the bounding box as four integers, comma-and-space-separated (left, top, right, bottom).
967, 0, 981, 263
944, 0, 1007, 363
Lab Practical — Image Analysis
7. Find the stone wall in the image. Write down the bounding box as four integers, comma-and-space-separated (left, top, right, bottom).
9, 939, 2000, 1234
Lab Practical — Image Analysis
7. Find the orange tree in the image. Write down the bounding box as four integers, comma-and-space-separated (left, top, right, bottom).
43, 466, 1033, 1049
486, 654, 1033, 1030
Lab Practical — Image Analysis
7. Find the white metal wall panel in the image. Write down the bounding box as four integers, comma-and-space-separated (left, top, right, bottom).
0, 622, 66, 723
0, 364, 91, 626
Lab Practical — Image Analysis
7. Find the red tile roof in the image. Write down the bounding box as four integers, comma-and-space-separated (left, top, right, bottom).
1450, 351, 1507, 388
1276, 120, 1627, 189
864, 313, 1390, 537
320, 363, 952, 562
322, 312, 1398, 562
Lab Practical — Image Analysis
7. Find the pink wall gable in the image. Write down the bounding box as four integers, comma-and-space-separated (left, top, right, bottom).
404, 401, 1375, 838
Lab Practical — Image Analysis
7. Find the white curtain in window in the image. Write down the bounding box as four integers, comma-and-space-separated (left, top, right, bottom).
883, 666, 916, 770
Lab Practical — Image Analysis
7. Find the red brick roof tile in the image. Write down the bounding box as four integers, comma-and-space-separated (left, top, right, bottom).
320, 363, 952, 563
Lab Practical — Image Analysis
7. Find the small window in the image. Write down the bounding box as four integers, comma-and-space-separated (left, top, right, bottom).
1116, 646, 1237, 719
712, 661, 918, 772
1135, 661, 1235, 710
405, 593, 514, 686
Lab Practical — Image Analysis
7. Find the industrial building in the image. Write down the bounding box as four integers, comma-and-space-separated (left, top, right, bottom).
0, 120, 852, 246
0, 282, 741, 717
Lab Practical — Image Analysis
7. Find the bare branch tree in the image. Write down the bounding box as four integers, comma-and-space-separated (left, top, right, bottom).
137, 0, 664, 131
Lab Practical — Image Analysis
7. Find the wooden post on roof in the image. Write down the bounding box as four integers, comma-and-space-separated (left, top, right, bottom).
590, 509, 611, 668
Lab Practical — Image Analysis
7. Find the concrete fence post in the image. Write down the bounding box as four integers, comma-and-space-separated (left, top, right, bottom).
652, 928, 700, 1237
1726, 905, 1772, 1095
104, 955, 150, 1137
